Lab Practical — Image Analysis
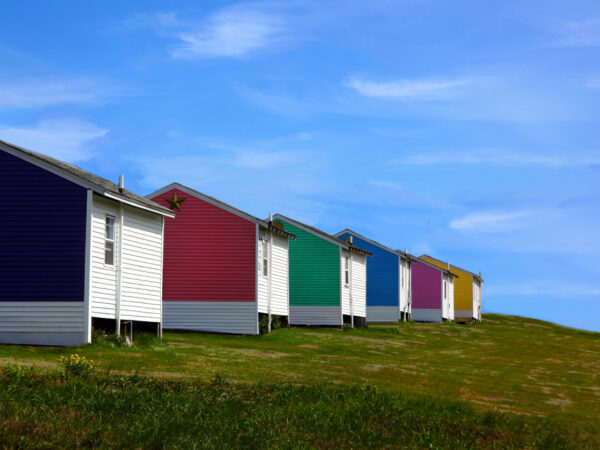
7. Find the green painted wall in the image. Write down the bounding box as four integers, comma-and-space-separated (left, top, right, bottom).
275, 219, 340, 307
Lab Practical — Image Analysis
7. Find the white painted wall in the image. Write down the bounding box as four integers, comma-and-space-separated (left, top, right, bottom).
257, 231, 290, 317
341, 249, 350, 315
119, 205, 163, 323
271, 233, 289, 316
90, 196, 118, 318
90, 195, 163, 324
473, 280, 482, 321
351, 253, 367, 318
399, 258, 411, 318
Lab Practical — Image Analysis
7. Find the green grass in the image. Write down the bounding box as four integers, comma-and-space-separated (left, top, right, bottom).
0, 314, 598, 448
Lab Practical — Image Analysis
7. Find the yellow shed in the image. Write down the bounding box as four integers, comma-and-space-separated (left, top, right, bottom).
420, 255, 483, 322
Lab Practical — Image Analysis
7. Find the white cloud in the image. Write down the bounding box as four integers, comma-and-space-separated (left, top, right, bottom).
554, 19, 600, 47
345, 77, 470, 100
398, 150, 600, 167
170, 6, 286, 59
0, 78, 102, 110
0, 118, 108, 162
449, 211, 531, 232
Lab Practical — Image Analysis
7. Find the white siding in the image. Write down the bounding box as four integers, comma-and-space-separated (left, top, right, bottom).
399, 259, 411, 317
341, 250, 350, 315
0, 302, 85, 346
290, 306, 342, 326
257, 232, 289, 317
473, 280, 482, 321
271, 234, 289, 316
119, 205, 163, 323
164, 301, 258, 334
367, 306, 399, 322
90, 195, 163, 323
448, 277, 455, 321
90, 196, 118, 318
442, 273, 454, 320
351, 253, 367, 318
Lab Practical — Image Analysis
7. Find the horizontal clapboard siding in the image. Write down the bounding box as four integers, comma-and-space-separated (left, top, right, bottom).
400, 259, 411, 317
352, 253, 367, 318
411, 260, 441, 310
289, 306, 342, 326
120, 205, 163, 323
90, 196, 118, 318
0, 149, 86, 303
412, 308, 443, 323
341, 250, 350, 315
0, 302, 85, 346
270, 234, 289, 316
337, 232, 399, 308
150, 189, 256, 303
275, 219, 340, 307
163, 302, 258, 335
367, 306, 400, 322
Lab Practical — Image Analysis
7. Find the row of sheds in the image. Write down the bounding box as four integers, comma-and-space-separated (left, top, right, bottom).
0, 141, 482, 346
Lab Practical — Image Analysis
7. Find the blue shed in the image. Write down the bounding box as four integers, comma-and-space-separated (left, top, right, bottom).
335, 230, 413, 323
0, 140, 174, 346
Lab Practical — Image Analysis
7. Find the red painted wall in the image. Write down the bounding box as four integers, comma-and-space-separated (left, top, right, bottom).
150, 189, 256, 302
411, 260, 441, 309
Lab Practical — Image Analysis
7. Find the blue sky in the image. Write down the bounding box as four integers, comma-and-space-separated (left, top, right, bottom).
1, 1, 599, 330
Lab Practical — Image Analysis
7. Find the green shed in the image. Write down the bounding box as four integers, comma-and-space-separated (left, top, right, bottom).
272, 215, 371, 327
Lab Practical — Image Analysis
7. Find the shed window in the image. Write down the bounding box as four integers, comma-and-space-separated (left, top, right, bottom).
344, 256, 349, 286
105, 215, 115, 266
443, 280, 447, 299
262, 240, 268, 277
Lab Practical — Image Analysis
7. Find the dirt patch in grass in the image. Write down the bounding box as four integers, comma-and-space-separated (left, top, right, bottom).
233, 349, 290, 359
362, 364, 386, 372
298, 344, 319, 349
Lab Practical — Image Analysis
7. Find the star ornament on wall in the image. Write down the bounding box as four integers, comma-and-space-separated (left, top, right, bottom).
166, 192, 186, 211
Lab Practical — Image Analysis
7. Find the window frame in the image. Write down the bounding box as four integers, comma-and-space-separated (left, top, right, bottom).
104, 215, 116, 266
262, 239, 268, 278
344, 256, 349, 286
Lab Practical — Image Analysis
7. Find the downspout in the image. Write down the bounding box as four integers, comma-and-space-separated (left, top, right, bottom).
348, 238, 354, 328
115, 202, 124, 336
83, 189, 93, 344
267, 228, 273, 332
158, 215, 165, 339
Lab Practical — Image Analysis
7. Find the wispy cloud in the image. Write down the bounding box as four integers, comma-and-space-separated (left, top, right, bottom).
345, 77, 470, 100
553, 19, 600, 47
0, 78, 103, 110
398, 150, 600, 167
0, 118, 108, 162
449, 211, 532, 232
172, 6, 285, 59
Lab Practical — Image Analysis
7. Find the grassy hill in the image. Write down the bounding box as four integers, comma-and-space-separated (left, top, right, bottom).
0, 314, 598, 448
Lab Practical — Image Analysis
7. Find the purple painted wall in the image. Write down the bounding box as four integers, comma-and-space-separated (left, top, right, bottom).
0, 149, 87, 302
411, 260, 441, 309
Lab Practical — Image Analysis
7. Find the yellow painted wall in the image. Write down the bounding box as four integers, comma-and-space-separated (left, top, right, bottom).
420, 256, 473, 313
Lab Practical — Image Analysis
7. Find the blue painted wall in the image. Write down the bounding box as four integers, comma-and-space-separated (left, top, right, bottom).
337, 232, 399, 307
0, 150, 87, 301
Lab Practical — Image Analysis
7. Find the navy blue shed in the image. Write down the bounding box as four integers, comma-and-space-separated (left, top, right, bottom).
0, 140, 174, 346
335, 230, 413, 322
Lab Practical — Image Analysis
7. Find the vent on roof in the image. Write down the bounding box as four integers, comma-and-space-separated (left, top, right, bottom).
118, 174, 124, 193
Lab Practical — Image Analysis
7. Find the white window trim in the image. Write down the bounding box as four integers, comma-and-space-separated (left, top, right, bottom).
104, 214, 116, 267
344, 256, 349, 287
262, 239, 268, 278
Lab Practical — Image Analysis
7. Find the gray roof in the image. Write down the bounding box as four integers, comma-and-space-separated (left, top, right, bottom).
147, 183, 296, 240
420, 254, 483, 282
0, 139, 175, 217
272, 214, 371, 256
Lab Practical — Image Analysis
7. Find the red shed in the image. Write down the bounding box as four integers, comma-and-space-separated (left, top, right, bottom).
148, 183, 295, 334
